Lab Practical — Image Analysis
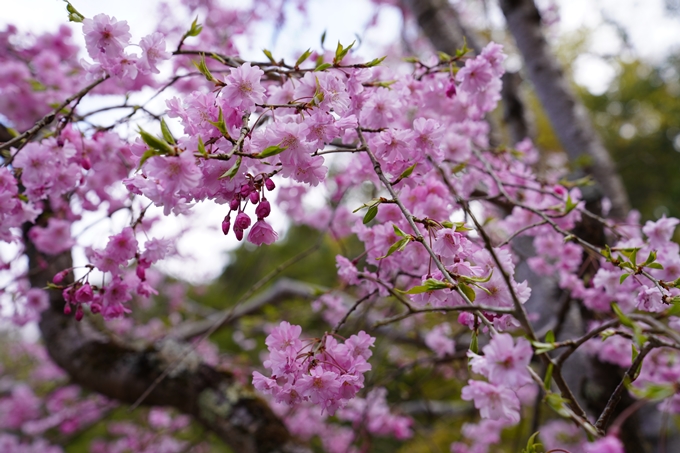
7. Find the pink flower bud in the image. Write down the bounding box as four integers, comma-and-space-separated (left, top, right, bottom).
53, 269, 68, 284
75, 305, 84, 322
234, 212, 251, 230
75, 283, 94, 304
249, 191, 260, 204
81, 157, 92, 170
255, 199, 271, 219
136, 265, 146, 281
234, 228, 244, 241
221, 215, 231, 235
445, 81, 457, 98
229, 197, 240, 211
90, 302, 101, 314
265, 178, 275, 191
240, 183, 252, 198
64, 303, 72, 315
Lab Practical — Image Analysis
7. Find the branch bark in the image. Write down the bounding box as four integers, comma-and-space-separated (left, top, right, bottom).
25, 226, 308, 453
499, 0, 630, 219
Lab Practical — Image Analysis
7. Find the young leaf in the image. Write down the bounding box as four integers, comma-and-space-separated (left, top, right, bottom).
197, 136, 207, 157
403, 278, 450, 294
219, 156, 242, 180
295, 49, 313, 68
377, 237, 410, 260
620, 273, 630, 284
63, 1, 85, 22
459, 282, 476, 303
315, 62, 332, 72
393, 224, 407, 237
363, 205, 378, 224
543, 363, 554, 390
470, 330, 479, 354
208, 107, 230, 138
138, 127, 174, 155
263, 49, 276, 64
257, 144, 288, 158
611, 302, 634, 328
160, 119, 175, 145
365, 56, 387, 67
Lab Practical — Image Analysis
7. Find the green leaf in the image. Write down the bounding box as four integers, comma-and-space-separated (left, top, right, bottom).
263, 49, 276, 64
459, 282, 475, 302
138, 127, 174, 155
192, 54, 218, 83
393, 224, 407, 237
219, 156, 242, 180
63, 1, 85, 22
620, 273, 630, 284
602, 245, 612, 261
544, 392, 571, 418
397, 163, 417, 181
295, 49, 313, 67
451, 162, 467, 174
611, 302, 634, 328
521, 431, 544, 453
437, 51, 452, 62
545, 330, 555, 344
459, 270, 493, 284
197, 136, 207, 157
160, 119, 175, 145
404, 278, 451, 294
208, 107, 230, 138
564, 193, 578, 213
666, 296, 680, 316
363, 205, 378, 224
629, 382, 675, 401
646, 263, 664, 269
643, 250, 657, 266
185, 17, 203, 37
365, 56, 387, 67
334, 40, 355, 64
258, 144, 288, 158
531, 341, 556, 355
377, 237, 410, 260
470, 330, 478, 354
137, 149, 161, 170
315, 62, 333, 72
320, 30, 327, 48
543, 363, 554, 390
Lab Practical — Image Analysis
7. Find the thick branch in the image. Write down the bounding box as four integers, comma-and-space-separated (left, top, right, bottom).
25, 229, 308, 453
499, 0, 630, 219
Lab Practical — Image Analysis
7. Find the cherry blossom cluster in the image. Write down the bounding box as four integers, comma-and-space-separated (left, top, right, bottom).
253, 322, 375, 415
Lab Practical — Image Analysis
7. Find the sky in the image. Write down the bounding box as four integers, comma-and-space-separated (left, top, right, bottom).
2, 0, 680, 282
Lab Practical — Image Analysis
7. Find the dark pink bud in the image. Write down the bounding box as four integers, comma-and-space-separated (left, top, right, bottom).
62, 287, 75, 304
75, 305, 84, 322
445, 81, 457, 98
249, 191, 260, 204
136, 265, 146, 281
81, 157, 92, 170
265, 178, 275, 191
240, 183, 252, 198
234, 228, 244, 241
221, 215, 231, 235
63, 302, 72, 315
90, 302, 101, 314
229, 197, 240, 211
255, 199, 271, 219
53, 269, 68, 284
234, 212, 251, 230
75, 283, 93, 304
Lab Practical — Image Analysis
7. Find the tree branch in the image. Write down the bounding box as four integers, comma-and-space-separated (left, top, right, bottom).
499, 0, 630, 219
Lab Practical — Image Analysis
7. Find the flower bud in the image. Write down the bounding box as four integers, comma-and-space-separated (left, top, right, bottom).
240, 183, 252, 198
234, 228, 244, 241
75, 305, 84, 322
445, 81, 457, 98
229, 197, 240, 211
234, 212, 251, 230
249, 191, 260, 204
53, 269, 68, 284
75, 283, 94, 304
221, 215, 231, 235
64, 302, 72, 315
255, 199, 271, 219
265, 178, 275, 191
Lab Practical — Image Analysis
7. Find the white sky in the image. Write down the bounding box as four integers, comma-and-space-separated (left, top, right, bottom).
2, 0, 679, 282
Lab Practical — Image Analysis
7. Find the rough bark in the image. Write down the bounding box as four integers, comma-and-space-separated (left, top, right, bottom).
499, 0, 630, 219
26, 225, 309, 453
